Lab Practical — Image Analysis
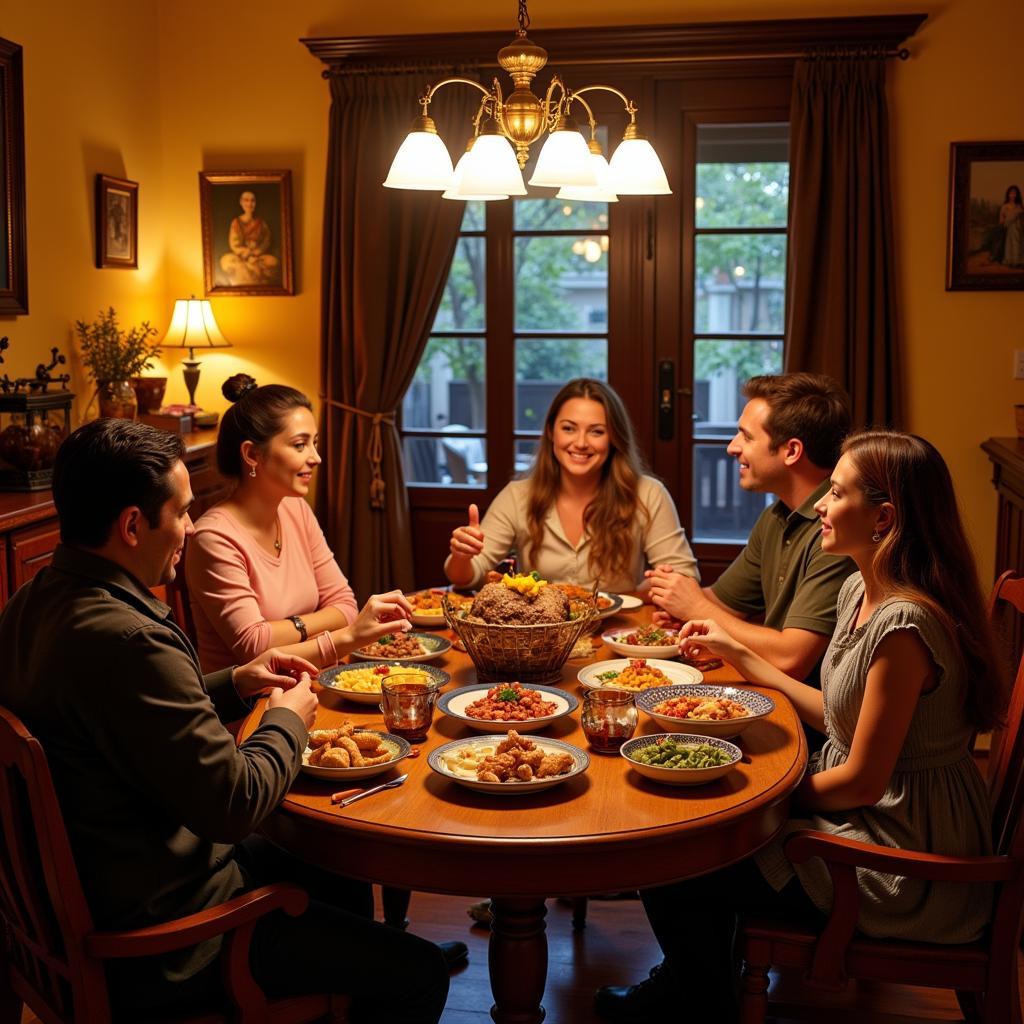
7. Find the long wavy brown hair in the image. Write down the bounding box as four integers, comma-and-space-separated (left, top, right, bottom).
525, 379, 649, 587
843, 431, 1008, 731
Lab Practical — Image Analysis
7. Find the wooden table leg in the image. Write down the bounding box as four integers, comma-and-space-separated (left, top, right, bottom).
488, 896, 548, 1024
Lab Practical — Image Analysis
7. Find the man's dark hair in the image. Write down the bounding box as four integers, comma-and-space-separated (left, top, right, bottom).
52, 419, 186, 547
742, 372, 851, 470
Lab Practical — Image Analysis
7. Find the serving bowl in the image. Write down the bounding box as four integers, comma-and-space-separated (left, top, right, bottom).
620, 733, 741, 786
428, 734, 589, 795
438, 683, 578, 733
318, 662, 450, 705
300, 730, 411, 781
635, 684, 775, 739
601, 626, 682, 660
405, 589, 472, 629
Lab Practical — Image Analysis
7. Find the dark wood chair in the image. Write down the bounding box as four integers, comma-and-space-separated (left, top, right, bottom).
0, 705, 349, 1023
738, 572, 1024, 1024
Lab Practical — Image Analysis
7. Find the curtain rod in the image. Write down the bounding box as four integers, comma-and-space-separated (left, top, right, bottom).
324, 45, 909, 77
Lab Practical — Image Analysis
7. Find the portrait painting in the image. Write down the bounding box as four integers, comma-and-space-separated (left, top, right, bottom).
947, 141, 1024, 291
199, 170, 294, 296
95, 175, 138, 270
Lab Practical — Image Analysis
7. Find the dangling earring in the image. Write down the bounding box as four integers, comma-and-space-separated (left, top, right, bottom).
872, 530, 882, 543
249, 464, 257, 478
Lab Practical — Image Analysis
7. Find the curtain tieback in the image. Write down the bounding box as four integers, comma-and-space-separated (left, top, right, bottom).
324, 398, 395, 510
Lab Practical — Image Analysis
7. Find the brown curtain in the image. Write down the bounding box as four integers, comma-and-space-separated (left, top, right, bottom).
317, 73, 476, 598
784, 57, 903, 429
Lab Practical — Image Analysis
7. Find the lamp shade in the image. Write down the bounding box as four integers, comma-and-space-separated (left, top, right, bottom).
458, 134, 527, 197
443, 142, 510, 201
608, 136, 672, 195
162, 298, 231, 351
383, 121, 455, 190
528, 123, 597, 188
555, 150, 619, 202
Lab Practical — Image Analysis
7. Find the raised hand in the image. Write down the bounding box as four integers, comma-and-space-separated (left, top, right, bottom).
343, 590, 414, 649
450, 502, 485, 559
267, 671, 318, 730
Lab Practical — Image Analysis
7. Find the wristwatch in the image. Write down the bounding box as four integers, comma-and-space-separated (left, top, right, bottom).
289, 615, 308, 642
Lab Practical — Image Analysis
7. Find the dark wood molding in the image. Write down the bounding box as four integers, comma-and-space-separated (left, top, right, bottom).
0, 36, 28, 315
301, 15, 927, 71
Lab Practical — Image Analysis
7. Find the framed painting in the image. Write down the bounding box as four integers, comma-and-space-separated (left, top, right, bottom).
947, 141, 1024, 291
0, 36, 28, 314
95, 175, 138, 269
199, 170, 294, 296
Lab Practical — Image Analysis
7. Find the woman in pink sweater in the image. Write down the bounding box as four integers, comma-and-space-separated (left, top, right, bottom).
186, 374, 412, 673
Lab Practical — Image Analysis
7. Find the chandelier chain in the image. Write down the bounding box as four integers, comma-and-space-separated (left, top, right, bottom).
517, 0, 530, 36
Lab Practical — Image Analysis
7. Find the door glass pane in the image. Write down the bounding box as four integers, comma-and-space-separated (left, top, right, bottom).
693, 339, 784, 437
515, 235, 609, 331
514, 437, 539, 473
433, 235, 485, 331
694, 235, 786, 334
692, 442, 773, 544
695, 124, 789, 229
514, 338, 608, 431
514, 198, 609, 231
402, 435, 487, 487
403, 336, 486, 431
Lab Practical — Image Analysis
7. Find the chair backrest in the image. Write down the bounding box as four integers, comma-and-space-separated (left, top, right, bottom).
0, 706, 111, 1020
442, 441, 469, 484
986, 571, 1024, 844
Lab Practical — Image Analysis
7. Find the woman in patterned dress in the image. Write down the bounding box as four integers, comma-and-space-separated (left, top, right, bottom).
595, 430, 1008, 1022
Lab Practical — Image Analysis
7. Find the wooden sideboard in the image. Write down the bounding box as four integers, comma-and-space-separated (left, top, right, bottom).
0, 430, 230, 610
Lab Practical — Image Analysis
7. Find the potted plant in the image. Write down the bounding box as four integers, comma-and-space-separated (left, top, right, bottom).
75, 307, 161, 420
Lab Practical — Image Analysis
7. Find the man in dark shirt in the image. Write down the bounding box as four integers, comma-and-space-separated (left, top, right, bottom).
647, 372, 855, 685
0, 419, 450, 1021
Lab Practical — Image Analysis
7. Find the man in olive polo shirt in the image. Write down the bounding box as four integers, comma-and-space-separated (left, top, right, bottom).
647, 372, 854, 686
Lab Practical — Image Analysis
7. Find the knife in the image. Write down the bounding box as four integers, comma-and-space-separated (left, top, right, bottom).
334, 773, 408, 808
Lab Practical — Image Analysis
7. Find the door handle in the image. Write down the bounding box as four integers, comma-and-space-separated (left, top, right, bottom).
658, 360, 675, 441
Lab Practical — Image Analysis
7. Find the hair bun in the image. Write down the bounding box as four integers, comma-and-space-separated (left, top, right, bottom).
222, 373, 258, 403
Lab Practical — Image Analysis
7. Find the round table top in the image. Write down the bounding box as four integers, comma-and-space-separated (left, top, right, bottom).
243, 602, 808, 898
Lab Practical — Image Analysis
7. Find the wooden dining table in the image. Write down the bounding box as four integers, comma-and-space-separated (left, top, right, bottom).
241, 603, 808, 1024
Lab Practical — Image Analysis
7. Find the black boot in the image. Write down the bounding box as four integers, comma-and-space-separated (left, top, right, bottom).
594, 962, 675, 1022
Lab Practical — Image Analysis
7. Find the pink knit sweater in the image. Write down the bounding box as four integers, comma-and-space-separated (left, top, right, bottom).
185, 497, 358, 672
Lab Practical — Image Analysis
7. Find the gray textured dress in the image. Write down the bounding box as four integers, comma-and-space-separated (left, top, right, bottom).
755, 573, 994, 942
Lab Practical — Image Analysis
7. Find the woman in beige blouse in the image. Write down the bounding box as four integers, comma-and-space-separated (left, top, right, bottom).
445, 378, 698, 593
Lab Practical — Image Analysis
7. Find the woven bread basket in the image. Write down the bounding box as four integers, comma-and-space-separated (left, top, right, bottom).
442, 591, 598, 685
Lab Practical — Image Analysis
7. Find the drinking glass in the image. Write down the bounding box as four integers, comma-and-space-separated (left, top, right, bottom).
581, 688, 638, 752
379, 674, 441, 742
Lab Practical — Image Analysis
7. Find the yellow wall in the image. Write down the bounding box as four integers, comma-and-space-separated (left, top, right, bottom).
4, 0, 1020, 579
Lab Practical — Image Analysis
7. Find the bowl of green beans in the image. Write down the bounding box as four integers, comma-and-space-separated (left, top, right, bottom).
620, 733, 741, 786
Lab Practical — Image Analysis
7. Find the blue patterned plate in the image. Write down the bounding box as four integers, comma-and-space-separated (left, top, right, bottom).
621, 733, 741, 786
319, 662, 450, 705
349, 632, 452, 663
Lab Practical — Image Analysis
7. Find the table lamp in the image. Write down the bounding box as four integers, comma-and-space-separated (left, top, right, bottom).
161, 297, 231, 407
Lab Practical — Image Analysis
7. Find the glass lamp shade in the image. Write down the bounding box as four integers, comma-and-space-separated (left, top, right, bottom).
608, 137, 672, 195
443, 145, 510, 201
528, 128, 597, 188
457, 134, 527, 197
383, 131, 455, 190
555, 151, 619, 202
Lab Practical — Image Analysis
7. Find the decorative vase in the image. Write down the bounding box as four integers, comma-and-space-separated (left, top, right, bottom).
130, 376, 167, 414
97, 380, 138, 420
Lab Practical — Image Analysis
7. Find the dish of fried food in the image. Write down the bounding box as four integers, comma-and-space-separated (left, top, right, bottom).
553, 583, 613, 610
407, 589, 472, 626
428, 731, 589, 794
301, 722, 411, 780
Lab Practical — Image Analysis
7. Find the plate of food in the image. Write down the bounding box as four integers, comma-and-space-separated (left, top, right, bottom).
350, 631, 451, 663
635, 684, 775, 739
620, 733, 741, 786
602, 624, 682, 659
438, 682, 578, 733
428, 730, 589, 794
405, 588, 472, 628
613, 593, 644, 611
577, 658, 703, 693
301, 724, 411, 780
318, 662, 450, 705
552, 583, 624, 622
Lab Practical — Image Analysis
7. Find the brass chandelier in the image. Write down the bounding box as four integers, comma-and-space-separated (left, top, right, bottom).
383, 0, 671, 202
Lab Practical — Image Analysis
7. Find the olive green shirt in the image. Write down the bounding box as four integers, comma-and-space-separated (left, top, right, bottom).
712, 478, 856, 641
